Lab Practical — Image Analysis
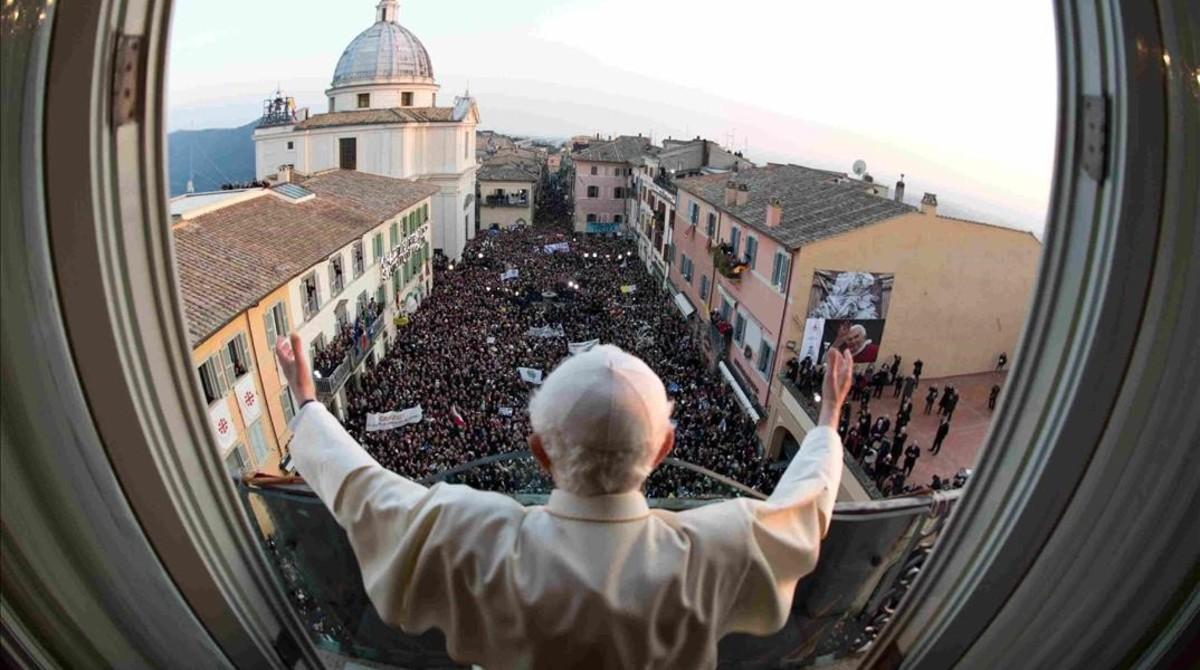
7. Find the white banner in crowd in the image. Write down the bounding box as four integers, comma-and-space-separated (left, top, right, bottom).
208, 400, 238, 451
543, 242, 570, 254
500, 269, 520, 281
498, 406, 514, 417
799, 317, 826, 363
518, 367, 544, 385
365, 405, 424, 432
234, 375, 261, 425
568, 339, 600, 355
525, 324, 565, 339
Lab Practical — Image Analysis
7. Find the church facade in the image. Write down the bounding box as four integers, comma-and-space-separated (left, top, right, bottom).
253, 0, 479, 260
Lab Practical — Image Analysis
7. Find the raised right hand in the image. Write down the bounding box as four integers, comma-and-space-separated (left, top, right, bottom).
275, 333, 317, 406
819, 348, 854, 426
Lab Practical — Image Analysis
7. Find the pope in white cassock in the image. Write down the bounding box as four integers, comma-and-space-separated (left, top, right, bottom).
275, 333, 853, 670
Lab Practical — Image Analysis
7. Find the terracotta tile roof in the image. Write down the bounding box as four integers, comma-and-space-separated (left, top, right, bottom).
294, 107, 457, 130
478, 153, 541, 182
174, 171, 438, 346
674, 164, 917, 249
571, 135, 655, 163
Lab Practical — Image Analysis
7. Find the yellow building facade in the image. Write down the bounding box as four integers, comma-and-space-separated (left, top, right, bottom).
192, 307, 289, 478
786, 208, 1042, 380
760, 206, 1042, 461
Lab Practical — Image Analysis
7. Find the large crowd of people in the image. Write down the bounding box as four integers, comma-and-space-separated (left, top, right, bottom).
784, 354, 979, 496
339, 224, 778, 498
324, 218, 999, 500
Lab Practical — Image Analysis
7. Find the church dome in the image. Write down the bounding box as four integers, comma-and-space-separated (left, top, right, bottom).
330, 1, 434, 89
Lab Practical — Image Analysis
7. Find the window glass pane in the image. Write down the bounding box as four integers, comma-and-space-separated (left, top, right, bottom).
248, 420, 269, 467
280, 387, 296, 424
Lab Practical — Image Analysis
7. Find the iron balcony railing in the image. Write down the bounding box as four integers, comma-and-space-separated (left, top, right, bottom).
313, 311, 386, 400
313, 356, 352, 399
238, 456, 962, 669
712, 243, 749, 280
779, 374, 887, 499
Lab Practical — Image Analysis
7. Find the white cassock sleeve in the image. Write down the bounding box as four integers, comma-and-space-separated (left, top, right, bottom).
284, 402, 522, 631
719, 426, 843, 635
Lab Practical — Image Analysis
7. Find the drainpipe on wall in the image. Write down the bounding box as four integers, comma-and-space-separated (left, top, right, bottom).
764, 245, 796, 409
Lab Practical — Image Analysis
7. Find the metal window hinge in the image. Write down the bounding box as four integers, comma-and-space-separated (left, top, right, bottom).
1082, 95, 1108, 182
112, 35, 145, 127
273, 628, 302, 668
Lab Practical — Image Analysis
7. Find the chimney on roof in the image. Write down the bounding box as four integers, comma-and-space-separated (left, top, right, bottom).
766, 198, 783, 228
724, 181, 738, 206
921, 192, 939, 216
277, 164, 293, 184
895, 174, 906, 203
735, 183, 750, 206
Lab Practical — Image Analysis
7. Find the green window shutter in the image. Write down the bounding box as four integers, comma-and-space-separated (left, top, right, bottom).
263, 311, 276, 348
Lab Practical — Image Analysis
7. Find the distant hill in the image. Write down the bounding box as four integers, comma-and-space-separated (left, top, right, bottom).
167, 121, 257, 196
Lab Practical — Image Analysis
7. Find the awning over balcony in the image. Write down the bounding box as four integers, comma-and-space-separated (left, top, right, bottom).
719, 361, 760, 423
673, 292, 695, 318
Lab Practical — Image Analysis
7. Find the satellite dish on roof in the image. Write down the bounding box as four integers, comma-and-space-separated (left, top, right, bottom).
852, 159, 868, 177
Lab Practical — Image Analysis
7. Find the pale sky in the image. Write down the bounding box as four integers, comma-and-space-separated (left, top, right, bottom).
167, 0, 1058, 233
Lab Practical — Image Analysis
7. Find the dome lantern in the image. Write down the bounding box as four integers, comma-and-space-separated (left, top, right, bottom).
329, 1, 435, 91
376, 0, 400, 23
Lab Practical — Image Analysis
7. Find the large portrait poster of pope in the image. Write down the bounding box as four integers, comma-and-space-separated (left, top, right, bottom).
806, 270, 895, 364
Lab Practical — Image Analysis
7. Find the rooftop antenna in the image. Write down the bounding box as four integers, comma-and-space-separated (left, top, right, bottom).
186, 121, 196, 194
852, 159, 868, 178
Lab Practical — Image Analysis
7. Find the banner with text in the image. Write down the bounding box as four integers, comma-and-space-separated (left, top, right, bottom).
365, 405, 424, 432
543, 242, 570, 254
525, 324, 565, 339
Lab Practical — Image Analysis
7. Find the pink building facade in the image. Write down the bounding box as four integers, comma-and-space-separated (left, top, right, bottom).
572, 158, 631, 233
669, 184, 793, 407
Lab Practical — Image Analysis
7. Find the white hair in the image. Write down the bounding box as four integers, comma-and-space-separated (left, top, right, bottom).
849, 324, 868, 337
529, 390, 672, 496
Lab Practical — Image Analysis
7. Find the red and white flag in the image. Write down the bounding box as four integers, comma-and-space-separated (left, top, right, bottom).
450, 405, 466, 429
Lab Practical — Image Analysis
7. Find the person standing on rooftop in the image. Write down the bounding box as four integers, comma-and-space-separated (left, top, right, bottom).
276, 335, 853, 670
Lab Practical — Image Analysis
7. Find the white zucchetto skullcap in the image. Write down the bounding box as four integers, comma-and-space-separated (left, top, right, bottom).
535, 345, 671, 453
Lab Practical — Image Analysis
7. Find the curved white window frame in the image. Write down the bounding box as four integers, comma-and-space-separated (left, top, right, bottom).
1, 0, 1196, 668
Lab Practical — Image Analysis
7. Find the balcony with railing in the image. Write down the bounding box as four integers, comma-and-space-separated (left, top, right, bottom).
653, 171, 677, 194
712, 243, 750, 280
238, 456, 961, 668
313, 309, 386, 401
779, 370, 887, 499
483, 194, 530, 208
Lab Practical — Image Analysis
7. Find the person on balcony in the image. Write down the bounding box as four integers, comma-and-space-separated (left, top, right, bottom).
275, 336, 854, 670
